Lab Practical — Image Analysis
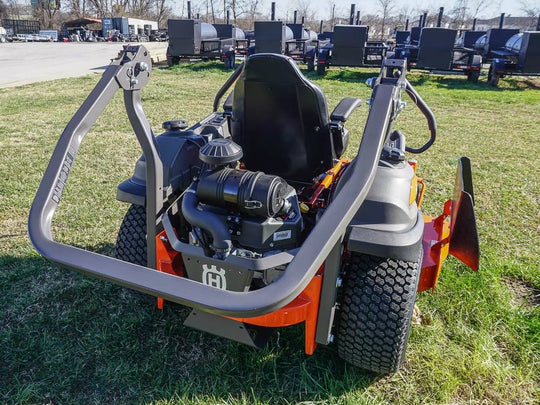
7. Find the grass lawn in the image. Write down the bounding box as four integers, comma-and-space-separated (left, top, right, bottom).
0, 60, 539, 404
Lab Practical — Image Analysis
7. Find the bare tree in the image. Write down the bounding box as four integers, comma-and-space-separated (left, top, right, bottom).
0, 0, 8, 19
155, 0, 172, 27
378, 0, 395, 40
244, 0, 262, 26
520, 0, 540, 29
469, 0, 488, 19
34, 0, 61, 29
449, 0, 468, 29
295, 0, 316, 23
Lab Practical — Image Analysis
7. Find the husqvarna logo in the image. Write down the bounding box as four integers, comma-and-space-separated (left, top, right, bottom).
202, 264, 227, 290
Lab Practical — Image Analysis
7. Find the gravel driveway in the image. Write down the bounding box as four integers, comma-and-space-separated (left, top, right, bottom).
0, 42, 167, 89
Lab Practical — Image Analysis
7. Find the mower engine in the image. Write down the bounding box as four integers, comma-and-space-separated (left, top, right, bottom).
177, 138, 303, 287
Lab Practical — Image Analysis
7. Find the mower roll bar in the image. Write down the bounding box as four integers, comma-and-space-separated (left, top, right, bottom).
29, 47, 408, 318
213, 62, 244, 112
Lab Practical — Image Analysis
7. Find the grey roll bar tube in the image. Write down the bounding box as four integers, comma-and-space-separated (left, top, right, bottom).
213, 62, 244, 112
28, 47, 402, 318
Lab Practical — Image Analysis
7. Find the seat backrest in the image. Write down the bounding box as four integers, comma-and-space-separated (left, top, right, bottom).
417, 28, 457, 70
231, 54, 334, 182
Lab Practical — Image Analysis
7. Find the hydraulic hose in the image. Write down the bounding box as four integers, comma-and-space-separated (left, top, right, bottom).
404, 79, 437, 153
181, 183, 232, 258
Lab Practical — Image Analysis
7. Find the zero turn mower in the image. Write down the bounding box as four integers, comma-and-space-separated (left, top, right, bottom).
29, 46, 479, 373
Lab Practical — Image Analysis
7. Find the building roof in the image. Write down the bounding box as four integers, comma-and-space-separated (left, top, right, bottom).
63, 18, 102, 27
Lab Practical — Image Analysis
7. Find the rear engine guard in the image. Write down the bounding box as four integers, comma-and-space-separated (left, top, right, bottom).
28, 46, 396, 318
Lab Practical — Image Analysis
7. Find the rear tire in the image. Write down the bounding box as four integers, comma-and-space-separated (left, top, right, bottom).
316, 63, 325, 76
115, 204, 147, 266
467, 70, 480, 83
337, 253, 420, 373
488, 64, 499, 87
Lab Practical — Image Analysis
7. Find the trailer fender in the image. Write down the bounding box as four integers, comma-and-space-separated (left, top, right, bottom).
492, 57, 506, 74
318, 43, 332, 63
305, 46, 316, 60
471, 54, 482, 68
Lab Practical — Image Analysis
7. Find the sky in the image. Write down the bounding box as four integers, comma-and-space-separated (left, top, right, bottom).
174, 0, 538, 21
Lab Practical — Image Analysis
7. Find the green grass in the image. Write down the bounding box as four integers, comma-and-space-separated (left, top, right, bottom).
0, 61, 539, 404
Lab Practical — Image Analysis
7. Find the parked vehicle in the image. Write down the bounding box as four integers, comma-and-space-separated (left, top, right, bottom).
473, 28, 520, 61
29, 46, 479, 374
317, 25, 388, 75
393, 28, 482, 82
488, 31, 540, 86
167, 19, 236, 69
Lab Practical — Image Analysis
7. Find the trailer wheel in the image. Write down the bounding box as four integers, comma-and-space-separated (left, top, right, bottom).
307, 58, 314, 72
488, 64, 499, 87
337, 253, 420, 373
316, 63, 325, 76
115, 204, 147, 266
467, 70, 480, 83
227, 52, 235, 70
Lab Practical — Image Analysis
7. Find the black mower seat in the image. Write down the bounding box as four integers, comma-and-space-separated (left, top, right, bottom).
231, 53, 352, 183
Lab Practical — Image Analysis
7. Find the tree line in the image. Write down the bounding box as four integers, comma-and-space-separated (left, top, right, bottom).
1, 0, 538, 36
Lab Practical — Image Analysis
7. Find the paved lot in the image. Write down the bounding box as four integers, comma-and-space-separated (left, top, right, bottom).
0, 42, 167, 89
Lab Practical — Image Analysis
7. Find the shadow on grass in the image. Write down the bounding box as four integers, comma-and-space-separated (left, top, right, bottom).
408, 72, 540, 91
306, 68, 378, 85
0, 248, 380, 404
159, 60, 235, 74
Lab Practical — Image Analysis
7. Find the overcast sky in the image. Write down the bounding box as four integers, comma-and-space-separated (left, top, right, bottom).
179, 0, 538, 20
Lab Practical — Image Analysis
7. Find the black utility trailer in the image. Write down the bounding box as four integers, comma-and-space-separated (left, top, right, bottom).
317, 25, 388, 75
393, 27, 482, 82
213, 23, 248, 57
29, 45, 479, 374
488, 31, 540, 86
455, 30, 485, 48
252, 21, 292, 54
395, 30, 410, 47
250, 21, 319, 70
409, 26, 421, 45
284, 23, 320, 71
473, 28, 520, 61
167, 19, 236, 68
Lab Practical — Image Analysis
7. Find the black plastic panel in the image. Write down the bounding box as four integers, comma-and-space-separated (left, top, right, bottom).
417, 28, 457, 70
519, 32, 540, 73
231, 54, 335, 182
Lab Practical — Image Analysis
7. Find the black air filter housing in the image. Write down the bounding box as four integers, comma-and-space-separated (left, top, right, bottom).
199, 138, 243, 166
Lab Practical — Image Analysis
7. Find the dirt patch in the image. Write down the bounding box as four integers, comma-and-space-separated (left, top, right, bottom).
501, 277, 539, 310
